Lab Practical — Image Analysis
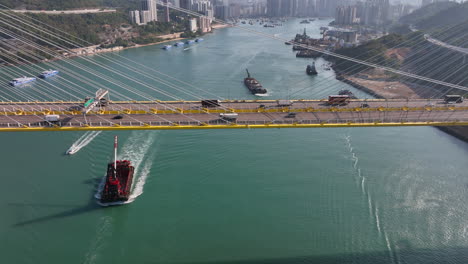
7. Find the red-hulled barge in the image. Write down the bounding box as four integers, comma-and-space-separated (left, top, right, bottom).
100, 136, 135, 204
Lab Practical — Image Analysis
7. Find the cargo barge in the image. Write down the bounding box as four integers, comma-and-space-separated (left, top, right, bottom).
99, 136, 135, 205
244, 69, 267, 96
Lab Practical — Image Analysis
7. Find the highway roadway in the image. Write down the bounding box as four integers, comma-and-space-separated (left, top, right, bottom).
1, 99, 468, 131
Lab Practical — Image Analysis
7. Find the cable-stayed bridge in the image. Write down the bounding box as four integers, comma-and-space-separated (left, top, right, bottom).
1, 99, 468, 132
2, 3, 468, 133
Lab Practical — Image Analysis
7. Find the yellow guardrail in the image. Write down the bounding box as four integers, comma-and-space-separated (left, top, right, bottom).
0, 106, 467, 116
0, 99, 443, 105
1, 121, 468, 132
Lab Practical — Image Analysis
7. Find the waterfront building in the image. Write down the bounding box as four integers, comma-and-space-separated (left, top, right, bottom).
198, 16, 212, 33
266, 0, 316, 17
215, 4, 229, 20
335, 5, 359, 25
189, 18, 198, 32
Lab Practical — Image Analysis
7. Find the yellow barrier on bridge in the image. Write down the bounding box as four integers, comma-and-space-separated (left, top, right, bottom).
1, 106, 468, 116
1, 121, 468, 132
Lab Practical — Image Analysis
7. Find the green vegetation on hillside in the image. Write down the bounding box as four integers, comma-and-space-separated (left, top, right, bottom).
333, 33, 423, 74
2, 9, 194, 50
1, 0, 138, 10
10, 12, 129, 47
400, 2, 458, 25
398, 2, 468, 48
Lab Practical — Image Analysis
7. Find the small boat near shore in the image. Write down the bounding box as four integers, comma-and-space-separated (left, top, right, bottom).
174, 42, 185, 47
39, 70, 59, 79
9, 77, 36, 86
163, 45, 172, 50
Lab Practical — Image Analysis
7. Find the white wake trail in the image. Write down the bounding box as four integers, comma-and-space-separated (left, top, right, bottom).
66, 131, 101, 155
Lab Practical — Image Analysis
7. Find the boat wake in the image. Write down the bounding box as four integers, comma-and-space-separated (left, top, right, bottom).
255, 93, 269, 97
95, 131, 158, 206
82, 216, 113, 264
344, 133, 396, 261
66, 131, 102, 155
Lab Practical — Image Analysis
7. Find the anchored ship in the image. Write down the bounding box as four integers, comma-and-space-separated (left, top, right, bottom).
306, 63, 318, 75
9, 77, 36, 86
39, 70, 59, 79
244, 69, 267, 96
99, 136, 135, 205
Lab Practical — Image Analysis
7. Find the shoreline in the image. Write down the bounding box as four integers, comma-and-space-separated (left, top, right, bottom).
1, 26, 231, 67
335, 72, 468, 143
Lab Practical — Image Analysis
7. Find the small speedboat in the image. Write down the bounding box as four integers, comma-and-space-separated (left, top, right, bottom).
162, 45, 172, 50
9, 77, 36, 86
66, 146, 78, 155
39, 70, 59, 79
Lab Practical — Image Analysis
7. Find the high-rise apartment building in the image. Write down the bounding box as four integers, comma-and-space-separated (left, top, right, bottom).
141, 0, 158, 24
129, 0, 158, 25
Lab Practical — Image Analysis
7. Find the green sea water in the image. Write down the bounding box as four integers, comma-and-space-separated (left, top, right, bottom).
1, 19, 468, 264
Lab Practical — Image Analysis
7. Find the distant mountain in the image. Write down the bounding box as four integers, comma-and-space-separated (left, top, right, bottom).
400, 1, 459, 26
399, 1, 468, 48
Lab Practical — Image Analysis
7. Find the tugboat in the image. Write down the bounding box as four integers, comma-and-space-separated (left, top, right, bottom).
306, 63, 318, 75
244, 69, 267, 96
99, 136, 135, 205
338, 89, 357, 99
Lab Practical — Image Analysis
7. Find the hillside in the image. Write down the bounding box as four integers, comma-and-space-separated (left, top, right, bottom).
1, 0, 138, 10
400, 1, 458, 25
333, 33, 423, 74
0, 8, 195, 66
333, 30, 468, 95
399, 2, 468, 48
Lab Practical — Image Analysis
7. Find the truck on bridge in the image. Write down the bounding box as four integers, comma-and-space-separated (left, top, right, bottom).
444, 95, 463, 104
328, 95, 350, 105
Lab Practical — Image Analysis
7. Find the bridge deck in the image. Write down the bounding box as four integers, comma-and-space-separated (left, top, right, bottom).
1, 99, 468, 131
